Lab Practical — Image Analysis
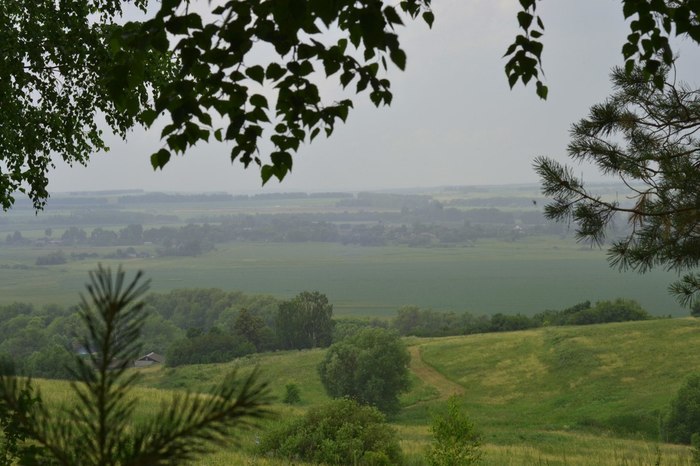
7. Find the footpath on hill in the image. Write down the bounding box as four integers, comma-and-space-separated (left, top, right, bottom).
408, 345, 465, 400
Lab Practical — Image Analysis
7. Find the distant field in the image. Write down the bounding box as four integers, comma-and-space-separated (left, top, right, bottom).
0, 236, 682, 317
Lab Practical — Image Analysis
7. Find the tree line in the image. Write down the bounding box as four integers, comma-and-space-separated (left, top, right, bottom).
0, 287, 654, 381
5, 210, 570, 262
393, 299, 652, 337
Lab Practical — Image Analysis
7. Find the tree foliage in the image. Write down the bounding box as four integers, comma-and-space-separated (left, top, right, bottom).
427, 396, 481, 466
666, 373, 700, 444
276, 291, 334, 350
536, 66, 700, 306
0, 0, 170, 210
318, 327, 410, 415
0, 266, 271, 465
4, 0, 699, 209
258, 398, 403, 465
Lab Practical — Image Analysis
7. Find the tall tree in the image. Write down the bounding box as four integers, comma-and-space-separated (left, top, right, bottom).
536, 66, 700, 305
3, 0, 698, 209
233, 308, 267, 351
276, 291, 334, 350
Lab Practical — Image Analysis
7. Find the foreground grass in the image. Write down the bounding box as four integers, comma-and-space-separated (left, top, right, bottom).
415, 318, 700, 442
30, 318, 698, 464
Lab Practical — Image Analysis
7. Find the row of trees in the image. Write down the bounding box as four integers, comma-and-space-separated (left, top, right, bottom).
393, 299, 652, 338
4, 205, 563, 247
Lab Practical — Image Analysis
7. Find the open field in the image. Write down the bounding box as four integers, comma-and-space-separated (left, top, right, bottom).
0, 236, 682, 317
32, 318, 699, 464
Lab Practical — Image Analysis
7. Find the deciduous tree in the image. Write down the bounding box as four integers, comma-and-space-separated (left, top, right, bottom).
276, 291, 334, 349
3, 0, 699, 209
318, 327, 410, 415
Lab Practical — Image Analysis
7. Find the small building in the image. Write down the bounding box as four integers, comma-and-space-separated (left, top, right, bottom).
134, 352, 165, 367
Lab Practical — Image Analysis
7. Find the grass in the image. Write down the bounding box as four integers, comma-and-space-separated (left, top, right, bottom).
0, 236, 683, 317
23, 317, 699, 465
415, 318, 700, 441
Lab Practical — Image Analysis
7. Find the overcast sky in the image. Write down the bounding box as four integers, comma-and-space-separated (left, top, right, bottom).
47, 0, 700, 195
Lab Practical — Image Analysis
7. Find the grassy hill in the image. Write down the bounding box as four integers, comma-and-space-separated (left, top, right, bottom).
33, 318, 700, 465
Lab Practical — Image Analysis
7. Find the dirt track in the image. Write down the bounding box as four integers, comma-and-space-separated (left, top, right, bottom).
408, 345, 465, 400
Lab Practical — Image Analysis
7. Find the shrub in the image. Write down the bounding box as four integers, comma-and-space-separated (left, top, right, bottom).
258, 398, 403, 465
165, 330, 255, 366
35, 251, 66, 266
282, 383, 301, 405
0, 354, 14, 377
666, 374, 700, 444
691, 302, 700, 318
692, 433, 700, 465
427, 396, 481, 466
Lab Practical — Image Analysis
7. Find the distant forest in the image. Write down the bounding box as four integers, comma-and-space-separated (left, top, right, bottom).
1, 191, 594, 262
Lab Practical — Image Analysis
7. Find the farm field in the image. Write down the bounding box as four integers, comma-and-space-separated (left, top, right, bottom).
34, 318, 699, 465
0, 236, 682, 317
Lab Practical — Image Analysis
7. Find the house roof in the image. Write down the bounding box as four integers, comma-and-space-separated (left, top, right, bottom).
137, 352, 164, 363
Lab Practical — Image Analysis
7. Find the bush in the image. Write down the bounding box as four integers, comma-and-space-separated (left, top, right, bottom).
282, 383, 301, 405
427, 396, 481, 466
165, 330, 255, 367
0, 354, 14, 377
666, 374, 700, 444
692, 433, 700, 465
258, 398, 403, 465
35, 251, 66, 266
691, 302, 700, 318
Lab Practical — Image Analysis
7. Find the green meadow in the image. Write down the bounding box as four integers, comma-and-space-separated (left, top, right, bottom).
34, 317, 699, 465
0, 236, 682, 317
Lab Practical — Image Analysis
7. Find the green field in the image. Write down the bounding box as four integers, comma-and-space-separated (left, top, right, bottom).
0, 236, 682, 317
33, 318, 700, 465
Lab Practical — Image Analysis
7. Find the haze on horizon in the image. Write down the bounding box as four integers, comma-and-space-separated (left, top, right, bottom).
47, 0, 700, 197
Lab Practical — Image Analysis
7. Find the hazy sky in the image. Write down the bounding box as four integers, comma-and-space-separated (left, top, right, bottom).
48, 0, 700, 195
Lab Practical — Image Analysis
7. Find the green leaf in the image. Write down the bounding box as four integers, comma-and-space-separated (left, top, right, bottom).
536, 81, 548, 100
246, 65, 265, 84
383, 6, 403, 26
389, 48, 407, 71
198, 112, 212, 126
150, 149, 171, 169
622, 42, 638, 59
261, 165, 275, 184
250, 94, 268, 108
517, 11, 533, 30
622, 1, 636, 19
422, 11, 434, 28
271, 151, 293, 170
340, 71, 354, 88
140, 109, 158, 127
324, 58, 341, 77
507, 72, 519, 89
298, 60, 314, 76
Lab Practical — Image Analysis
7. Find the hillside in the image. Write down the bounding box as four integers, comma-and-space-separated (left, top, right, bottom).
34, 318, 700, 465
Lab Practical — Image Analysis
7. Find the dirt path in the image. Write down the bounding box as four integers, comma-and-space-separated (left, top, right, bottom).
408, 345, 465, 400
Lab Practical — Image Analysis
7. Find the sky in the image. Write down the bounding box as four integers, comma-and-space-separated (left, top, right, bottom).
47, 0, 700, 195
